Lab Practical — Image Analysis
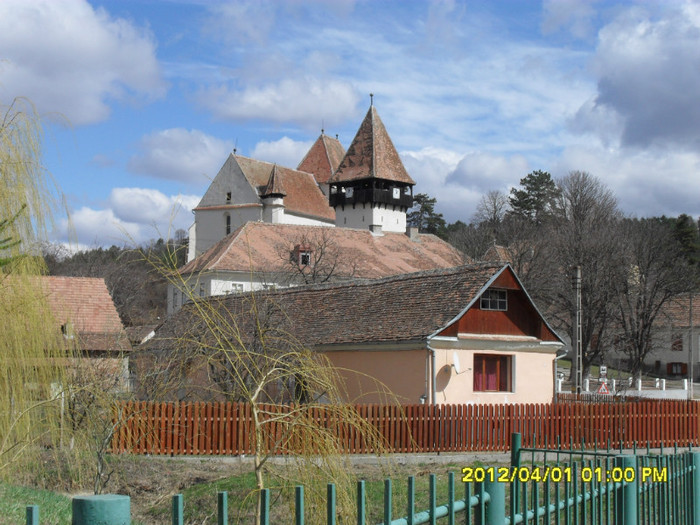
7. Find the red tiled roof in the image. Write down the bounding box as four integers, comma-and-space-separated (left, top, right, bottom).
41, 276, 131, 352
235, 156, 334, 221
483, 244, 512, 263
148, 263, 548, 350
179, 222, 465, 277
659, 293, 700, 327
297, 133, 346, 185
330, 106, 415, 185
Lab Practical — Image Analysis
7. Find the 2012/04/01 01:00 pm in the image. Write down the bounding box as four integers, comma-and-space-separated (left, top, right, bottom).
460, 466, 668, 484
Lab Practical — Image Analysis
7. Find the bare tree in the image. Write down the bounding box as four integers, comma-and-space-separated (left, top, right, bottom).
473, 190, 509, 231
613, 218, 695, 377
544, 171, 624, 379
274, 228, 358, 285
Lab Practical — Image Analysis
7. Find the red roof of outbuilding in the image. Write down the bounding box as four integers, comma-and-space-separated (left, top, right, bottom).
41, 276, 131, 352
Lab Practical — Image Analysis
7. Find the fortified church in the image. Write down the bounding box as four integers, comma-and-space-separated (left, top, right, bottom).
169, 102, 464, 314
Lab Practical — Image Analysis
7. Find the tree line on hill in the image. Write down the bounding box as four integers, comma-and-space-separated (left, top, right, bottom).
409, 171, 700, 380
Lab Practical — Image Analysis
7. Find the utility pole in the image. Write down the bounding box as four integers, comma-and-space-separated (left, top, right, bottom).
573, 266, 583, 394
689, 293, 694, 400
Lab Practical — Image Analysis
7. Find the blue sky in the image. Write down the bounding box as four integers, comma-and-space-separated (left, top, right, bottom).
2, 0, 700, 249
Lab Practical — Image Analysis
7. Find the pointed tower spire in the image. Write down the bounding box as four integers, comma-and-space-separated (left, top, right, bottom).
330, 105, 415, 185
261, 164, 286, 198
328, 103, 415, 234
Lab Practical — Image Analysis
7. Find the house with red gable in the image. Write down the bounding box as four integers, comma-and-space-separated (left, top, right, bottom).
43, 276, 132, 390
144, 263, 564, 404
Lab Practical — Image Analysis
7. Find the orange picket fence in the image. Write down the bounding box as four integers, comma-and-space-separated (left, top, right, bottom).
110, 400, 700, 455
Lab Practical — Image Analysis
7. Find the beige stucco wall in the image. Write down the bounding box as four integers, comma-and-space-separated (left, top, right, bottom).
322, 337, 560, 405
323, 348, 427, 404
432, 346, 557, 405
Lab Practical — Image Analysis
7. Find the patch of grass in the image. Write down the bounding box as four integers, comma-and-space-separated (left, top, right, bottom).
0, 482, 71, 525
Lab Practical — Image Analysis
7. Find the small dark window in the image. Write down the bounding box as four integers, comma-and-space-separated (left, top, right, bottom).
226, 191, 231, 203
225, 214, 231, 235
299, 251, 311, 266
474, 354, 512, 392
480, 289, 507, 311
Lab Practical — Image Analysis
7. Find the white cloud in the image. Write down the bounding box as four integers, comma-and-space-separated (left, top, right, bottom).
574, 3, 700, 149
401, 148, 529, 224
197, 77, 361, 128
541, 0, 599, 38
447, 153, 530, 193
128, 128, 233, 183
55, 189, 200, 247
250, 137, 313, 168
0, 0, 165, 125
109, 188, 200, 227
553, 144, 700, 219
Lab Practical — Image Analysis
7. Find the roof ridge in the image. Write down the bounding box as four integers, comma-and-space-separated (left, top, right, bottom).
209, 262, 505, 299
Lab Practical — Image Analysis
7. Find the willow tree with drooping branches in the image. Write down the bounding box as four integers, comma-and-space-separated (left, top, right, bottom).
137, 250, 396, 525
0, 97, 70, 475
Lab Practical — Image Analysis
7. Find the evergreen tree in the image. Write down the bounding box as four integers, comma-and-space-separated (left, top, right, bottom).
509, 170, 560, 223
407, 193, 447, 238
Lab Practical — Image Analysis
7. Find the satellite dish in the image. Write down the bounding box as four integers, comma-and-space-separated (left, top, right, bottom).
452, 352, 461, 374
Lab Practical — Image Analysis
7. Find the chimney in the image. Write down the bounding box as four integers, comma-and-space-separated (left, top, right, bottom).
369, 224, 383, 235
406, 226, 420, 242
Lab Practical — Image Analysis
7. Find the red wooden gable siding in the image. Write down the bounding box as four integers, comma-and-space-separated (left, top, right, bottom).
438, 268, 559, 341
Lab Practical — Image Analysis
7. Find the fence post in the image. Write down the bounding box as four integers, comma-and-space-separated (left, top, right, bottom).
327, 483, 336, 525
692, 452, 700, 525
476, 478, 505, 525
172, 494, 183, 525
615, 456, 637, 525
25, 505, 38, 525
217, 491, 227, 525
296, 486, 304, 525
383, 479, 392, 524
260, 489, 270, 525
511, 432, 521, 515
356, 481, 365, 525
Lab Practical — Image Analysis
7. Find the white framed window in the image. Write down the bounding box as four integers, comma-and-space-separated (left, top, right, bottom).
299, 251, 311, 266
480, 289, 507, 311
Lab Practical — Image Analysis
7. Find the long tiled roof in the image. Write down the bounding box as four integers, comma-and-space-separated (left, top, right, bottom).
178, 222, 465, 277
297, 133, 346, 185
330, 106, 415, 185
42, 276, 131, 352
147, 263, 507, 350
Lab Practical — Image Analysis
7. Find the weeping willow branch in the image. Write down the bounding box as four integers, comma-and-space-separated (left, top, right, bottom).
0, 97, 70, 477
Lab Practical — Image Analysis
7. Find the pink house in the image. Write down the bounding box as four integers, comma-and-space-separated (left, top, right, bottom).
139, 263, 563, 404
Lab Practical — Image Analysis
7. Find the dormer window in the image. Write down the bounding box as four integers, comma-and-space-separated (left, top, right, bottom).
291, 244, 312, 266
61, 322, 74, 340
480, 289, 507, 311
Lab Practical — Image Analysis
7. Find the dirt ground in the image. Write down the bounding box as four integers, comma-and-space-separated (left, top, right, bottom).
104, 452, 502, 523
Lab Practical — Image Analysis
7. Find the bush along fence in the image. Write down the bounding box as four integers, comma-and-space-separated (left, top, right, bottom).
44, 432, 699, 524
110, 400, 700, 455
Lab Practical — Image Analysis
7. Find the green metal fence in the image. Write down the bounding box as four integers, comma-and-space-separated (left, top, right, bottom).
25, 432, 700, 524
